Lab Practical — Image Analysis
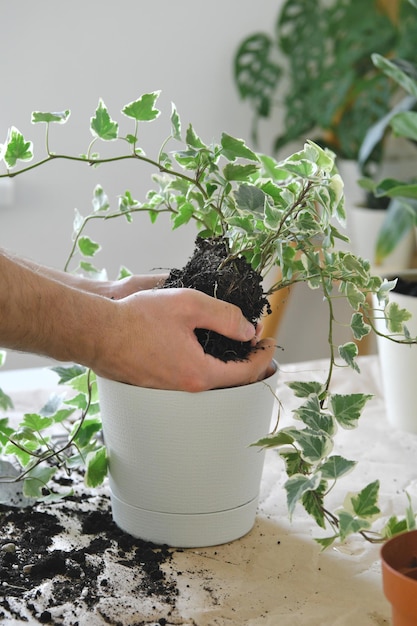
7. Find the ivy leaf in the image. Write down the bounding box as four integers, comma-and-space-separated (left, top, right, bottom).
338, 342, 359, 371
185, 124, 206, 150
0, 418, 13, 447
288, 380, 324, 398
65, 393, 88, 410
125, 134, 137, 145
282, 159, 317, 178
286, 427, 333, 463
76, 263, 103, 280
122, 91, 161, 122
338, 511, 371, 542
227, 215, 254, 233
32, 110, 70, 124
259, 154, 290, 180
118, 266, 132, 279
253, 430, 295, 448
0, 389, 13, 411
405, 493, 417, 531
351, 312, 371, 340
85, 447, 108, 488
118, 190, 139, 221
221, 133, 258, 161
23, 465, 56, 499
172, 201, 194, 229
51, 364, 86, 384
341, 253, 369, 280
67, 370, 96, 397
284, 473, 322, 518
39, 394, 64, 417
3, 127, 33, 168
264, 200, 282, 230
382, 515, 409, 539
92, 185, 110, 212
21, 413, 53, 431
381, 495, 416, 539
170, 103, 181, 141
90, 99, 118, 141
78, 236, 101, 257
342, 282, 365, 310
350, 480, 381, 518
280, 450, 310, 476
50, 408, 75, 424
320, 455, 356, 480
293, 395, 335, 435
315, 535, 338, 550
10, 426, 40, 445
72, 417, 102, 448
4, 441, 32, 467
330, 393, 372, 430
385, 301, 412, 334
234, 184, 266, 214
302, 481, 327, 529
223, 163, 259, 181
174, 149, 199, 170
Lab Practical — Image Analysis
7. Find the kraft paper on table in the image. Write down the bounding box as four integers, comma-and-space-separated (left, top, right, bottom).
1, 355, 415, 625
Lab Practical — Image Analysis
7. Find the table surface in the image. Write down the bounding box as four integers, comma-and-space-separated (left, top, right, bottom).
1, 355, 415, 625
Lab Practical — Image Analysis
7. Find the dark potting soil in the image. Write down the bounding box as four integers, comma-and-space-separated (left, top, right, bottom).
162, 237, 270, 361
0, 473, 178, 625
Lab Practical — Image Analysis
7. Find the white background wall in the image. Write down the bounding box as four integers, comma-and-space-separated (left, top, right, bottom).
1, 0, 352, 371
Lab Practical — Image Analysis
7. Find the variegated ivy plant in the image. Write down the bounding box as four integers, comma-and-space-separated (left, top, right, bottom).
0, 92, 416, 547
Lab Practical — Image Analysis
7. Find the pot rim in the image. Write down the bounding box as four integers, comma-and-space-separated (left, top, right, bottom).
97, 358, 278, 397
381, 529, 417, 582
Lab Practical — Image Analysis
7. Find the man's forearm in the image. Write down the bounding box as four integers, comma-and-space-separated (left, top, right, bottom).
0, 250, 113, 367
3, 249, 166, 299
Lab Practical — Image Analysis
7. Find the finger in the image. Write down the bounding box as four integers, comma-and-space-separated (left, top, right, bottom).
183, 290, 256, 342
202, 338, 276, 390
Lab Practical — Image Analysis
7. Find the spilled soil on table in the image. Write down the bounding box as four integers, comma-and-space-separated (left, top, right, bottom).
0, 474, 179, 625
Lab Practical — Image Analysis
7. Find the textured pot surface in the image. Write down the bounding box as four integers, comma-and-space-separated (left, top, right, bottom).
98, 363, 278, 547
381, 530, 417, 626
374, 275, 417, 433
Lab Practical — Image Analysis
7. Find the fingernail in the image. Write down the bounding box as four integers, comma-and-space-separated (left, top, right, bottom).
242, 321, 255, 341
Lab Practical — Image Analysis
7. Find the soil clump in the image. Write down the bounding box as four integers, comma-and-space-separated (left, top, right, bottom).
162, 237, 270, 361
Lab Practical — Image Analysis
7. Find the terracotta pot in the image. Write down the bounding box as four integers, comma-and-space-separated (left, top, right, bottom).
97, 362, 278, 548
381, 530, 417, 626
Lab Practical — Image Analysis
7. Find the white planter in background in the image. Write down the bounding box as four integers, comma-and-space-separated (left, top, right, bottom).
97, 364, 278, 547
338, 154, 417, 269
374, 273, 417, 433
349, 206, 415, 271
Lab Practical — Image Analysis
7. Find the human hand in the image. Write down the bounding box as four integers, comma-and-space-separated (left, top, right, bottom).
92, 274, 167, 300
94, 287, 276, 391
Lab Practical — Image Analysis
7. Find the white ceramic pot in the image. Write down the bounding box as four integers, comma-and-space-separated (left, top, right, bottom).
97, 364, 278, 547
336, 159, 365, 213
349, 206, 415, 271
374, 272, 417, 433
